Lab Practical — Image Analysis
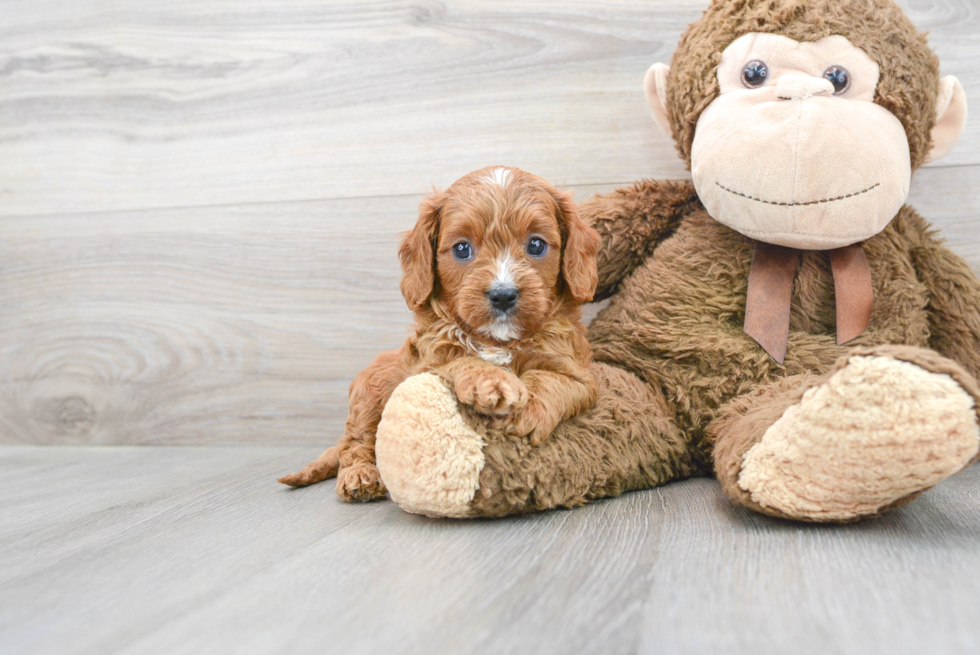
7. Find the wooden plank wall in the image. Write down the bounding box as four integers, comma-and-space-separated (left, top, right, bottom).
1, 0, 978, 446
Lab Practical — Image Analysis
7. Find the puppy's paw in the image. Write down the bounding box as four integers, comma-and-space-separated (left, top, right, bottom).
527, 425, 552, 447
455, 368, 528, 416
511, 402, 556, 446
336, 462, 388, 502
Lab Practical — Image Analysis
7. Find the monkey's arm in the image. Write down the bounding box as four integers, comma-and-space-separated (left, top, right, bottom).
578, 179, 700, 300
910, 221, 980, 380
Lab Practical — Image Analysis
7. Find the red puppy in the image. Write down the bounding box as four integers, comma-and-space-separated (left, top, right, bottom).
279, 166, 600, 501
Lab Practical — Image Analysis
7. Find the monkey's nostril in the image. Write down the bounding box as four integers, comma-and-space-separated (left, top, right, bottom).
487, 287, 519, 312
776, 74, 834, 100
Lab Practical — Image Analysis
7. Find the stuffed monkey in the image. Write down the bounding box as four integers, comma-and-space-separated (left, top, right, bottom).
372, 0, 980, 521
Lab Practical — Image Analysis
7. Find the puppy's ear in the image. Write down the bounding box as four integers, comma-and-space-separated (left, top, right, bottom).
399, 192, 443, 311
552, 189, 600, 303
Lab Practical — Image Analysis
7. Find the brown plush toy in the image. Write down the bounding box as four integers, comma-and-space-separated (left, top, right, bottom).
372, 0, 980, 521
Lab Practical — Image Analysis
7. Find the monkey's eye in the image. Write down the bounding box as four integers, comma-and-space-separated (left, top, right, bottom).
823, 66, 850, 95
452, 241, 473, 261
741, 60, 769, 88
526, 237, 548, 257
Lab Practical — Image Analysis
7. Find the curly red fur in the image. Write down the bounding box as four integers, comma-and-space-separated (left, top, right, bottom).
279, 166, 600, 500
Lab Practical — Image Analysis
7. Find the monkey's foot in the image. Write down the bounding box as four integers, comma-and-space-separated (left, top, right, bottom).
738, 353, 980, 521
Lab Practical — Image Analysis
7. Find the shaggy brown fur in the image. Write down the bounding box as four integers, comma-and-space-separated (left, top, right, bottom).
278, 166, 600, 500
459, 187, 980, 519
665, 0, 940, 170
426, 0, 980, 519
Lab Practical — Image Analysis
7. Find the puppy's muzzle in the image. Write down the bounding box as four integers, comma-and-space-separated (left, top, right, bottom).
486, 286, 519, 314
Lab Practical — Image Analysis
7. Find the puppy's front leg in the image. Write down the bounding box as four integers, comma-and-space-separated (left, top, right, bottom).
514, 369, 597, 446
436, 357, 528, 417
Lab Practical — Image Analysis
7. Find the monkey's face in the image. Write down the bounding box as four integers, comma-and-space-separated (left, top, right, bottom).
689, 34, 911, 250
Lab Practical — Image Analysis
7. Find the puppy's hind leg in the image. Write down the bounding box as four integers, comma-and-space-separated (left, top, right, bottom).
278, 445, 341, 487
278, 348, 408, 501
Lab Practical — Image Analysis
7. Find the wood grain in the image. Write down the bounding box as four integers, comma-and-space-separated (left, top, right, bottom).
0, 195, 418, 445
0, 0, 978, 216
1, 0, 978, 446
3, 2, 980, 652
1, 445, 979, 655
2, 167, 977, 446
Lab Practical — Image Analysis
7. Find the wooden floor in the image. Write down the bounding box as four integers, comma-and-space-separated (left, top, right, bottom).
2, 1, 980, 653
3, 446, 980, 655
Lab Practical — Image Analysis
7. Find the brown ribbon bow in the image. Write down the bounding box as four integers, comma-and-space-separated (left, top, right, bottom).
744, 241, 874, 364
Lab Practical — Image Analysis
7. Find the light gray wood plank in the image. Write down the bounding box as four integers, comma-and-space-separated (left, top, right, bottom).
0, 194, 420, 445
2, 167, 977, 446
0, 0, 977, 217
1, 446, 979, 655
907, 165, 980, 266
637, 471, 980, 654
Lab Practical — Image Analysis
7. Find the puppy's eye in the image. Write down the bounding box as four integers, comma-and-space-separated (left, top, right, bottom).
526, 237, 547, 257
741, 60, 769, 88
823, 65, 850, 95
452, 241, 473, 261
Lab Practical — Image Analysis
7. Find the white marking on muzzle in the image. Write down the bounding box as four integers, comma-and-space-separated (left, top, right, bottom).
479, 320, 521, 342
479, 253, 521, 342
491, 253, 516, 289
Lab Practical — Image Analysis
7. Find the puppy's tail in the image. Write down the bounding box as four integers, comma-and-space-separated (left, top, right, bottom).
278, 446, 340, 487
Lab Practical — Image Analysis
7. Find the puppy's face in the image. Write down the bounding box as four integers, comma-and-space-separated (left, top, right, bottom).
399, 167, 600, 343
436, 171, 563, 341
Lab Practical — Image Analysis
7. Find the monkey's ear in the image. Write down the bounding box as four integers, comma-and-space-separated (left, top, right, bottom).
925, 75, 968, 164
399, 193, 443, 311
643, 63, 672, 138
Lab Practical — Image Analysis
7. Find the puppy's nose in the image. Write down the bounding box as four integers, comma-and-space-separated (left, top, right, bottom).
487, 286, 519, 312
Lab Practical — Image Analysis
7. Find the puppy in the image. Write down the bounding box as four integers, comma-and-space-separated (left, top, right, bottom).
278, 166, 601, 501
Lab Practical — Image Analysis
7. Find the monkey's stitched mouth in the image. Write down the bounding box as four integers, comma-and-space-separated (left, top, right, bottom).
716, 182, 880, 207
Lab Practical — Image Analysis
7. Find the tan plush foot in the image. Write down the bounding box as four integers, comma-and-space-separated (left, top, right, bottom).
738, 355, 980, 521
375, 373, 485, 518
336, 462, 387, 502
